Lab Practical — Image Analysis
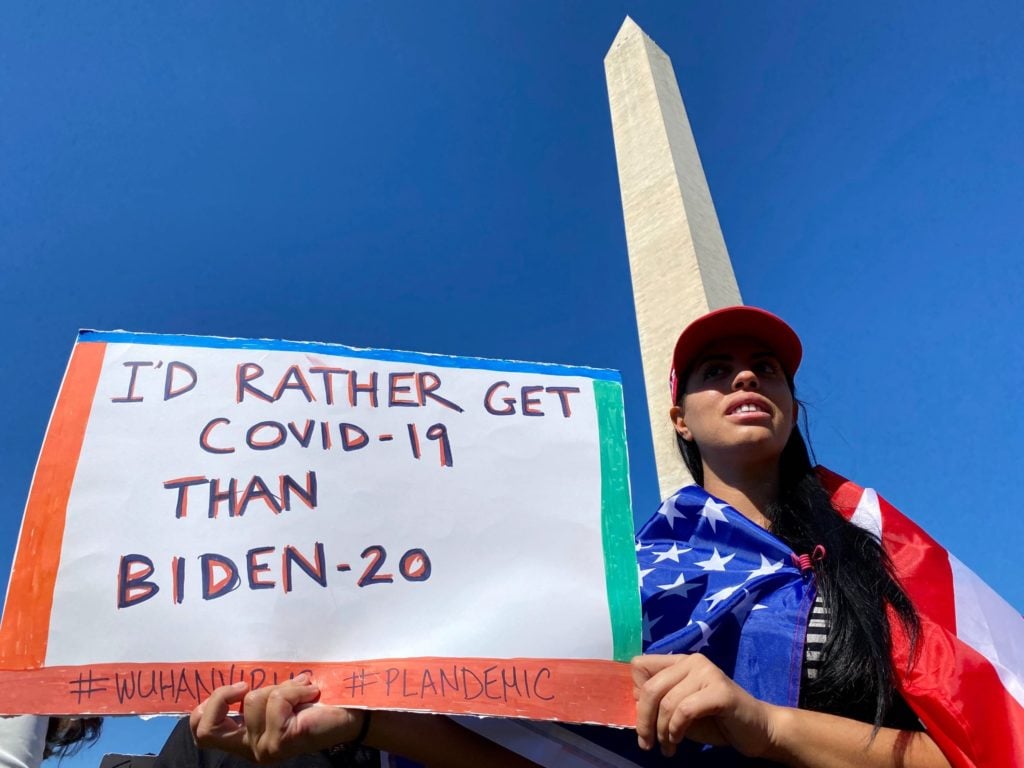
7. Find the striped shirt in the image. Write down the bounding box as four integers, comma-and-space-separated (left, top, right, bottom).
803, 592, 829, 681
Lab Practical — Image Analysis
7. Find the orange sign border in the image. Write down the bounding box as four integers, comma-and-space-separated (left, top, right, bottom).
0, 341, 106, 669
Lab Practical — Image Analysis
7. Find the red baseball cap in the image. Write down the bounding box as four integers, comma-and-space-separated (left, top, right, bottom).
669, 306, 802, 401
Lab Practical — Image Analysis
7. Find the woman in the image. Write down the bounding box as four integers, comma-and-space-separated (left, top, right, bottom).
190, 306, 951, 766
629, 305, 949, 766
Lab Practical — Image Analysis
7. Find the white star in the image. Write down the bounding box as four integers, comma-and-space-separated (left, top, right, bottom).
745, 554, 784, 581
656, 572, 698, 597
694, 547, 735, 571
638, 565, 656, 586
700, 497, 730, 533
729, 588, 761, 619
642, 612, 663, 643
635, 541, 653, 552
692, 620, 713, 651
752, 603, 768, 611
705, 584, 741, 611
653, 543, 692, 563
657, 501, 687, 530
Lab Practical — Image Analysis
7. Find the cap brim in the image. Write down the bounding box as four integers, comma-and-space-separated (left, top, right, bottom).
670, 306, 802, 400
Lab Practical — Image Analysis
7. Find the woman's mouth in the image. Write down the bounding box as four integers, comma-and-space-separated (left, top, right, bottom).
726, 400, 771, 416
728, 403, 768, 415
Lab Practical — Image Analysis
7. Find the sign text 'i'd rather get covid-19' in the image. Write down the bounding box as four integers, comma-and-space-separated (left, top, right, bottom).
0, 331, 639, 724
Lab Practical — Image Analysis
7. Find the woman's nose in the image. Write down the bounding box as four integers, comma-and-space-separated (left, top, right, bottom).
733, 369, 759, 390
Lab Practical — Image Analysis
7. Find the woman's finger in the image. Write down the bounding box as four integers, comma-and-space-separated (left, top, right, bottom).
260, 681, 323, 756
634, 656, 695, 750
653, 665, 712, 750
191, 682, 248, 748
241, 685, 273, 756
662, 681, 731, 752
264, 681, 322, 736
631, 654, 677, 691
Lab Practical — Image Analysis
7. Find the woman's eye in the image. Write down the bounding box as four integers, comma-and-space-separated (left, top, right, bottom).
754, 360, 779, 375
703, 364, 728, 380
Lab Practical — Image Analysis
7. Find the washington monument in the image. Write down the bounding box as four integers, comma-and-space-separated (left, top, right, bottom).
605, 17, 742, 498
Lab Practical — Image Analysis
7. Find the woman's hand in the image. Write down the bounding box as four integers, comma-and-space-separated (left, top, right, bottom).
191, 679, 542, 768
190, 674, 364, 763
632, 653, 778, 759
633, 654, 952, 767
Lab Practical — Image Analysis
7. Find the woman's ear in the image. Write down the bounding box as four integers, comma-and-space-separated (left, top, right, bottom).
791, 399, 800, 431
669, 405, 693, 441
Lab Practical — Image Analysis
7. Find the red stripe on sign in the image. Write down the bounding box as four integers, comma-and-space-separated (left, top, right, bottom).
0, 658, 636, 725
0, 341, 107, 669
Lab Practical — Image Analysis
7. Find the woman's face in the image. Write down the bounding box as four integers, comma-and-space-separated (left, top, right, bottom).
670, 337, 796, 467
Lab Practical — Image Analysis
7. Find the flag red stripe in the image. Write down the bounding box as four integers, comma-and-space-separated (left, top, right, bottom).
818, 467, 1024, 766
876, 495, 957, 632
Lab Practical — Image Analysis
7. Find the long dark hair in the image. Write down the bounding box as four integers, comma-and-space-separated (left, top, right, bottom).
44, 717, 103, 760
676, 386, 919, 729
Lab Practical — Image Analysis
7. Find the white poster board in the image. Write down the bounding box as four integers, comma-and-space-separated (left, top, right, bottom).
0, 331, 639, 724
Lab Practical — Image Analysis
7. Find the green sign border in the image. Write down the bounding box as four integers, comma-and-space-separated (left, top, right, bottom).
595, 379, 641, 661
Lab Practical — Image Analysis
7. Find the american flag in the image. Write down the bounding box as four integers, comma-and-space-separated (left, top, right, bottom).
637, 485, 813, 710
820, 468, 1024, 767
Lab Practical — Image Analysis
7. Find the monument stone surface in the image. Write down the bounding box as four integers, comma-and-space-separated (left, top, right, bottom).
605, 17, 742, 497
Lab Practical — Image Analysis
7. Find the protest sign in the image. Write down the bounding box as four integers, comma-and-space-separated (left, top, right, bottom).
0, 331, 640, 725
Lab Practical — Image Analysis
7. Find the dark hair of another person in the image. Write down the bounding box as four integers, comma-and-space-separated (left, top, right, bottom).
44, 716, 103, 759
675, 376, 920, 730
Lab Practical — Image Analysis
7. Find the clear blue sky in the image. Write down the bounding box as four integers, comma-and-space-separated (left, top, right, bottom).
2, 1, 1021, 761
